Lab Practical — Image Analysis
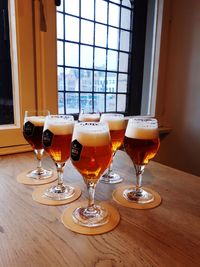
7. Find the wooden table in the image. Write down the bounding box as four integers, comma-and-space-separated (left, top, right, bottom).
0, 151, 199, 267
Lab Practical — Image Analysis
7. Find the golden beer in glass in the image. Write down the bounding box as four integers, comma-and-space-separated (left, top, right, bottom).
42, 115, 75, 200
100, 113, 127, 184
23, 110, 52, 179
71, 122, 112, 227
124, 117, 160, 203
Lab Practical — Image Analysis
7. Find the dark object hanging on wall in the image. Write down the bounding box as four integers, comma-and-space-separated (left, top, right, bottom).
55, 0, 61, 6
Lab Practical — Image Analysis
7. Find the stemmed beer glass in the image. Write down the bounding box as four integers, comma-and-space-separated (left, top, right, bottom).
42, 115, 75, 200
71, 122, 112, 227
23, 110, 52, 179
100, 113, 126, 184
123, 117, 160, 203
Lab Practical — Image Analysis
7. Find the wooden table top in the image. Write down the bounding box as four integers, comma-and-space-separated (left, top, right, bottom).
0, 151, 199, 267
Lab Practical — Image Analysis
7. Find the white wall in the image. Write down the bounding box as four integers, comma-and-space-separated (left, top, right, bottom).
155, 0, 200, 176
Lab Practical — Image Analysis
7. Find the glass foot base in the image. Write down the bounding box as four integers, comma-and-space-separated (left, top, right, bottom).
72, 205, 109, 227
100, 172, 123, 184
123, 187, 154, 204
26, 168, 52, 180
44, 184, 75, 200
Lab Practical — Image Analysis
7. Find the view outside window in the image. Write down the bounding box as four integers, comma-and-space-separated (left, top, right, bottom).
57, 0, 133, 114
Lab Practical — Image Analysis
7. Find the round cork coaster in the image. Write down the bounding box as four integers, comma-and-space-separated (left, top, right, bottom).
61, 201, 120, 235
112, 185, 162, 209
16, 171, 57, 186
32, 183, 81, 206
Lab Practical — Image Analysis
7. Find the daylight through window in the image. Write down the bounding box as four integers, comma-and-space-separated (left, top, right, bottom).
57, 0, 133, 114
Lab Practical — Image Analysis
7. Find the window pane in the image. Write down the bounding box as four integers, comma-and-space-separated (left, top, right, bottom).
81, 0, 94, 20
58, 92, 64, 114
119, 52, 129, 72
107, 50, 118, 71
96, 0, 107, 24
108, 27, 119, 49
117, 94, 126, 112
81, 20, 94, 45
58, 67, 64, 91
80, 93, 92, 112
57, 13, 63, 39
65, 0, 79, 16
118, 73, 128, 92
57, 1, 63, 12
95, 24, 107, 47
120, 30, 130, 51
65, 15, 79, 42
122, 0, 131, 8
57, 41, 63, 65
106, 72, 117, 92
80, 70, 92, 92
80, 45, 93, 68
66, 93, 79, 113
94, 71, 105, 92
65, 43, 79, 67
106, 94, 116, 112
94, 48, 106, 69
121, 8, 131, 30
109, 3, 119, 27
65, 68, 79, 91
94, 94, 105, 112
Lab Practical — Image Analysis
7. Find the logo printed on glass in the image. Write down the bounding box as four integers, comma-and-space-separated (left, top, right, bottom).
71, 139, 82, 161
43, 129, 54, 147
24, 121, 35, 136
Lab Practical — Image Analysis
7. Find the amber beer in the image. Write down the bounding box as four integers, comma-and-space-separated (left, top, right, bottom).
43, 118, 74, 163
100, 114, 126, 152
71, 123, 112, 183
124, 124, 160, 165
23, 116, 45, 149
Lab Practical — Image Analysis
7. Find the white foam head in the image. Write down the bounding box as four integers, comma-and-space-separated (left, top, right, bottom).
79, 113, 100, 122
72, 122, 111, 146
44, 116, 74, 135
25, 116, 45, 126
125, 117, 159, 139
100, 113, 126, 130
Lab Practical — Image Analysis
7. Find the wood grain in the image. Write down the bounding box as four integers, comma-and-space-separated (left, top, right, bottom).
0, 151, 200, 267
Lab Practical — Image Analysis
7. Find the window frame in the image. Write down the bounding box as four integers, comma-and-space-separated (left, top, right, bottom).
57, 0, 147, 117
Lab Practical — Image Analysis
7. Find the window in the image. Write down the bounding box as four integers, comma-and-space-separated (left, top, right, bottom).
0, 0, 14, 125
57, 0, 148, 115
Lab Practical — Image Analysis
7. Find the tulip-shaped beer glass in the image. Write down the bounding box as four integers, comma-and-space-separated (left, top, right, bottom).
71, 122, 112, 227
100, 113, 126, 184
124, 117, 160, 203
42, 115, 75, 200
23, 110, 52, 179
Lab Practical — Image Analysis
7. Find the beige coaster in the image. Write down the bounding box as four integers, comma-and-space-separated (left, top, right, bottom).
61, 201, 120, 235
16, 171, 57, 185
113, 185, 162, 209
32, 183, 81, 206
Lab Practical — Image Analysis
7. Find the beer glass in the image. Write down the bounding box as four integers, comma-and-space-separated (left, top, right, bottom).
42, 115, 75, 200
23, 110, 52, 179
78, 110, 100, 122
124, 117, 160, 203
100, 113, 126, 184
71, 122, 112, 227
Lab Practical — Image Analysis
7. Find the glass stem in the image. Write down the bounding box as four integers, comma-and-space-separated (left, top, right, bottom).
55, 162, 65, 187
107, 151, 116, 175
34, 149, 44, 174
87, 181, 96, 211
134, 164, 145, 194
107, 160, 113, 175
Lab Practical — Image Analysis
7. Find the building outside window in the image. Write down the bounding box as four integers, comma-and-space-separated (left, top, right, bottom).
56, 0, 146, 115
